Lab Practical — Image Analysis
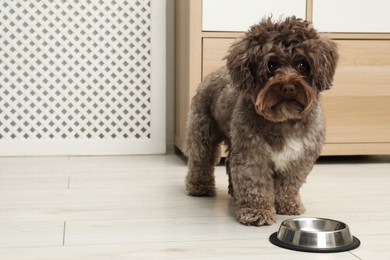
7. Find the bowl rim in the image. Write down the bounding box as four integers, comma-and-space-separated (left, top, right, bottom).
279, 217, 349, 234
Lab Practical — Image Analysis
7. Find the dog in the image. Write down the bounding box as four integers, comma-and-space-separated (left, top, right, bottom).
184, 17, 339, 226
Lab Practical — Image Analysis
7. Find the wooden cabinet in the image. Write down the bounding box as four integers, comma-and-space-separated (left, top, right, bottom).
175, 0, 390, 155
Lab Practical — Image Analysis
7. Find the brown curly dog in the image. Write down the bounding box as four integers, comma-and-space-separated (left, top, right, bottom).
184, 17, 339, 226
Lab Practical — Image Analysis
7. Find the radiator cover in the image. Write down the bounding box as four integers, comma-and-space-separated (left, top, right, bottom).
0, 0, 166, 155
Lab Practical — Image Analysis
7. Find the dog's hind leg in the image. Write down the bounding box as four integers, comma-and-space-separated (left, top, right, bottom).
184, 106, 222, 197
226, 155, 235, 198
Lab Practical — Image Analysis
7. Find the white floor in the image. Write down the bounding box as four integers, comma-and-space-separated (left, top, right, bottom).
0, 154, 389, 259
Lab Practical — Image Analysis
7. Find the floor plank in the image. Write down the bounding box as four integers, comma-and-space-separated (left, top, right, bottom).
0, 221, 64, 249
0, 240, 359, 260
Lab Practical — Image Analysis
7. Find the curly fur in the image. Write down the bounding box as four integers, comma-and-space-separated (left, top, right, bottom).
184, 17, 339, 226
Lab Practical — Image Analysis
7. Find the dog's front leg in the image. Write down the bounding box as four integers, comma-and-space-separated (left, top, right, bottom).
273, 170, 308, 216
230, 156, 276, 226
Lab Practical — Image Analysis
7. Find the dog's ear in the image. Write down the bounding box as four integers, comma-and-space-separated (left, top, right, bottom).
225, 36, 258, 95
312, 37, 339, 91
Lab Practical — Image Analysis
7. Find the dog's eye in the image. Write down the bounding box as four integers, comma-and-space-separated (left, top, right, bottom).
267, 61, 279, 73
297, 61, 310, 74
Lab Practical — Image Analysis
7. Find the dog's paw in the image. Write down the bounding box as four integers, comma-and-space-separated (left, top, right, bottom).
185, 183, 216, 197
275, 198, 305, 215
236, 207, 276, 226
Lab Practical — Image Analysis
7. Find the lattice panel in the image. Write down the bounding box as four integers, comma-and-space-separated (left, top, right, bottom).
0, 0, 152, 141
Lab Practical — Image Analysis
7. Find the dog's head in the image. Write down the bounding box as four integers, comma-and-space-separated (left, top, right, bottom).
226, 17, 339, 122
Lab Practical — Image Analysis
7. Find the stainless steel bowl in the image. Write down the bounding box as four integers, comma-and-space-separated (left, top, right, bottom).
269, 217, 360, 253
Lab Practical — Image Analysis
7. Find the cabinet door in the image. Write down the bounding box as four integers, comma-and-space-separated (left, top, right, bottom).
202, 0, 306, 32
313, 0, 390, 33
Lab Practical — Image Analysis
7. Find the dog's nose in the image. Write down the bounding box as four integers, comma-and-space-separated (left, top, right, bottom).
281, 84, 296, 95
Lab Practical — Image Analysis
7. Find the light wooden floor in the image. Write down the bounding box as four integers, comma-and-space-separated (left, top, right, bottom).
0, 154, 389, 259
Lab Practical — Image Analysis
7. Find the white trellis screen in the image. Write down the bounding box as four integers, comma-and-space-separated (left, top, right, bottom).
0, 0, 166, 155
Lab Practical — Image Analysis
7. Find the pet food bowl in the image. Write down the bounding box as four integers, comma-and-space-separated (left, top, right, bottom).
269, 217, 360, 253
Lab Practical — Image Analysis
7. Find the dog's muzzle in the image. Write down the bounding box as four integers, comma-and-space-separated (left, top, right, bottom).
254, 72, 314, 122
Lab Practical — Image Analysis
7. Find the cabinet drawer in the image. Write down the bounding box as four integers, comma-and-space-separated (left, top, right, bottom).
313, 0, 390, 33
322, 95, 390, 143
202, 38, 235, 78
324, 40, 390, 143
202, 0, 306, 32
203, 38, 390, 143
